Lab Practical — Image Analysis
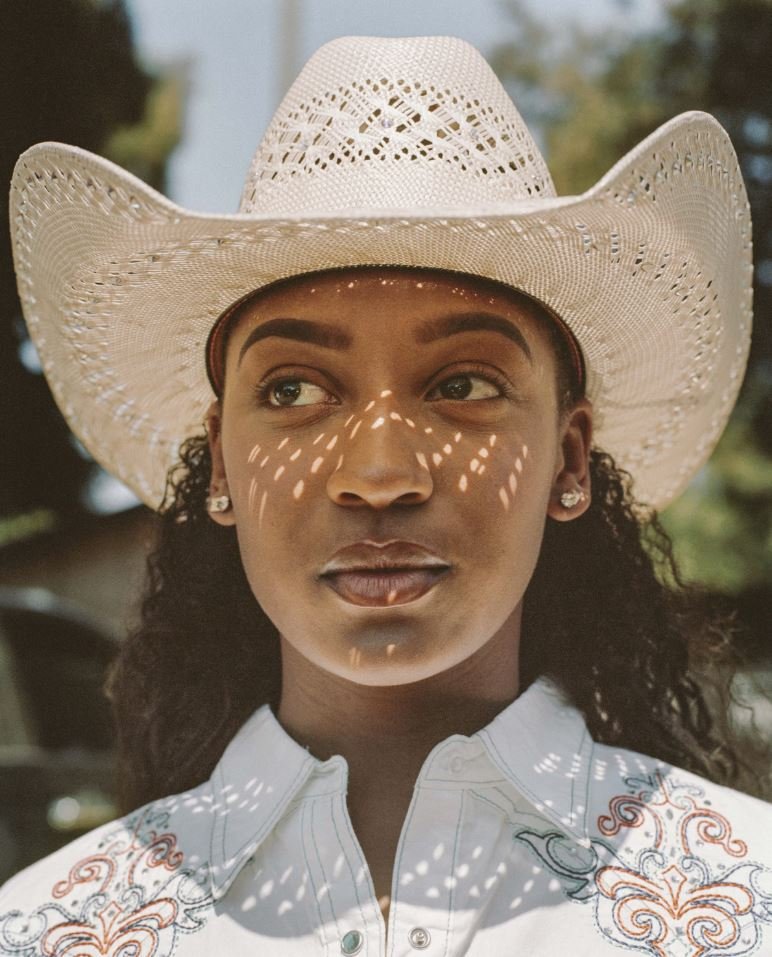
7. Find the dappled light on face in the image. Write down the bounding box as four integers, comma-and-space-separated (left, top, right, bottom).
237, 390, 531, 533
498, 443, 528, 513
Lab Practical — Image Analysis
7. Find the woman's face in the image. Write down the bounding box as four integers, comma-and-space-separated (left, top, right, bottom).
206, 267, 592, 686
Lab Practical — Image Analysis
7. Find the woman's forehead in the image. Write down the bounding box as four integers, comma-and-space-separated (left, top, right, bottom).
228, 266, 551, 335
214, 265, 585, 403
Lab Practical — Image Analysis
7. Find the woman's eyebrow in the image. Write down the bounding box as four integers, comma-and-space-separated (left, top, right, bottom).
237, 311, 532, 368
416, 312, 532, 362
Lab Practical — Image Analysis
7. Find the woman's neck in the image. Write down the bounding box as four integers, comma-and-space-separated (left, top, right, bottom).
275, 623, 520, 929
275, 623, 521, 791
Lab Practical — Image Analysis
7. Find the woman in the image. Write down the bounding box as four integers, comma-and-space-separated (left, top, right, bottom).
1, 34, 770, 957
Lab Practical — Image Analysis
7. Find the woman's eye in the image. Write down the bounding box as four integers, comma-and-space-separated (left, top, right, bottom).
428, 373, 504, 402
256, 370, 508, 409
263, 379, 330, 408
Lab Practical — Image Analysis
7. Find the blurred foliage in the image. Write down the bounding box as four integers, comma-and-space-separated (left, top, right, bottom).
493, 0, 772, 599
0, 0, 184, 528
0, 510, 58, 550
665, 381, 772, 592
103, 64, 188, 186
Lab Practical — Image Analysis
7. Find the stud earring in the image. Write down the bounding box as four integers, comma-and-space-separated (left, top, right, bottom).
559, 489, 586, 508
206, 493, 232, 513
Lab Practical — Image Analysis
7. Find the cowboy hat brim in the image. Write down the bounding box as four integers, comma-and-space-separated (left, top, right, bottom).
10, 110, 752, 511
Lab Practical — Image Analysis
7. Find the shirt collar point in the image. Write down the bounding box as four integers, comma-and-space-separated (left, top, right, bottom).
205, 705, 321, 895
478, 676, 594, 842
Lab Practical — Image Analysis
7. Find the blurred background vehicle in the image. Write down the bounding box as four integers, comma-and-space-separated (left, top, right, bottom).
0, 588, 119, 884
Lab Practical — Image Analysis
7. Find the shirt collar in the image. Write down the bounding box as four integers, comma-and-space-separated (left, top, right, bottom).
206, 702, 330, 899
205, 676, 593, 900
473, 676, 594, 842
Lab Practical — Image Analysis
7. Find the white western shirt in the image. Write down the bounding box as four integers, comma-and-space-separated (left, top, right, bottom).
1, 677, 771, 956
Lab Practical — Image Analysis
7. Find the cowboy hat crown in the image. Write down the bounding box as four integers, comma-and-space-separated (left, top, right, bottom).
238, 34, 555, 215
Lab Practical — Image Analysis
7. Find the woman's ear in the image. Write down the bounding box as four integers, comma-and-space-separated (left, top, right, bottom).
547, 397, 593, 523
204, 399, 236, 527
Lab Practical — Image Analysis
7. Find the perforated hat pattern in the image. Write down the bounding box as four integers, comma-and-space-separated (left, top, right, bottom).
239, 36, 555, 214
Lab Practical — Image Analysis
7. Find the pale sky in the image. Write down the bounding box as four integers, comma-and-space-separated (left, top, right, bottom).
125, 0, 665, 212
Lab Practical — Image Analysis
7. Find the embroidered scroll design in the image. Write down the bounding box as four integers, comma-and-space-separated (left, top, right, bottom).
0, 806, 212, 957
513, 772, 772, 956
594, 772, 771, 956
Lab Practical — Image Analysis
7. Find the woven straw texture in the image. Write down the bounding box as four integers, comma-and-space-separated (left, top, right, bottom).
9, 35, 753, 511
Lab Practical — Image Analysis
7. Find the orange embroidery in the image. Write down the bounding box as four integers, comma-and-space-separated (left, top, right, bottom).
0, 806, 212, 957
42, 898, 177, 957
595, 772, 762, 956
596, 863, 752, 956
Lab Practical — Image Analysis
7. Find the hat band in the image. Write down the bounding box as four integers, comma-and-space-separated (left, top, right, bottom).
205, 272, 586, 398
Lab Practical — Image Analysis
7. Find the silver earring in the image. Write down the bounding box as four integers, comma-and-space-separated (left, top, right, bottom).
559, 489, 586, 508
206, 494, 231, 513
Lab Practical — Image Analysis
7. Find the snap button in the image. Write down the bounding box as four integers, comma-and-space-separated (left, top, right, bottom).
408, 926, 431, 949
341, 929, 363, 954
449, 755, 465, 774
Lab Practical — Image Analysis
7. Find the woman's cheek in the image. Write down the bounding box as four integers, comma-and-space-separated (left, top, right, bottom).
227, 420, 533, 529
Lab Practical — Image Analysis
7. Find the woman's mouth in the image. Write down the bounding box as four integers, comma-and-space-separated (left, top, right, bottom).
320, 567, 450, 606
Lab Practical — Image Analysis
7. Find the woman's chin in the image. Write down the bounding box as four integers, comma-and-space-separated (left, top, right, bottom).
300, 632, 481, 688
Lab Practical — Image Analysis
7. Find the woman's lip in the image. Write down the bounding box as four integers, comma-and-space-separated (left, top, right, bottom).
321, 568, 450, 606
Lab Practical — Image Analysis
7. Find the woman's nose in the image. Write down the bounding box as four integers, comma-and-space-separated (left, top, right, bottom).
325, 413, 434, 508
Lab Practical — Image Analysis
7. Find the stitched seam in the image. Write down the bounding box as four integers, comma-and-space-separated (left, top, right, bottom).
290, 785, 347, 803
301, 797, 331, 954
211, 711, 269, 868
569, 735, 579, 828
208, 768, 222, 880
218, 753, 315, 864
390, 779, 424, 944
311, 796, 341, 946
420, 776, 506, 789
570, 726, 591, 834
334, 786, 387, 957
329, 794, 382, 957
478, 728, 580, 836
583, 737, 594, 838
467, 786, 527, 825
443, 789, 466, 957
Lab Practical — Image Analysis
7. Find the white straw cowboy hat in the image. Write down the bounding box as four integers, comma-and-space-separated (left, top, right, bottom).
9, 35, 752, 512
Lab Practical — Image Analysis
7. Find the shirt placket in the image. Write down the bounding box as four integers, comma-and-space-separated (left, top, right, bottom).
301, 743, 470, 957
382, 739, 499, 957
300, 788, 385, 957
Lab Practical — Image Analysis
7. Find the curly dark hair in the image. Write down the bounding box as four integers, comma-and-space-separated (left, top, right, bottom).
105, 274, 768, 813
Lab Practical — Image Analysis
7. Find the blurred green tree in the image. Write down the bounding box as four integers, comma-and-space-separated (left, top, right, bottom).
0, 0, 184, 538
492, 0, 772, 621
